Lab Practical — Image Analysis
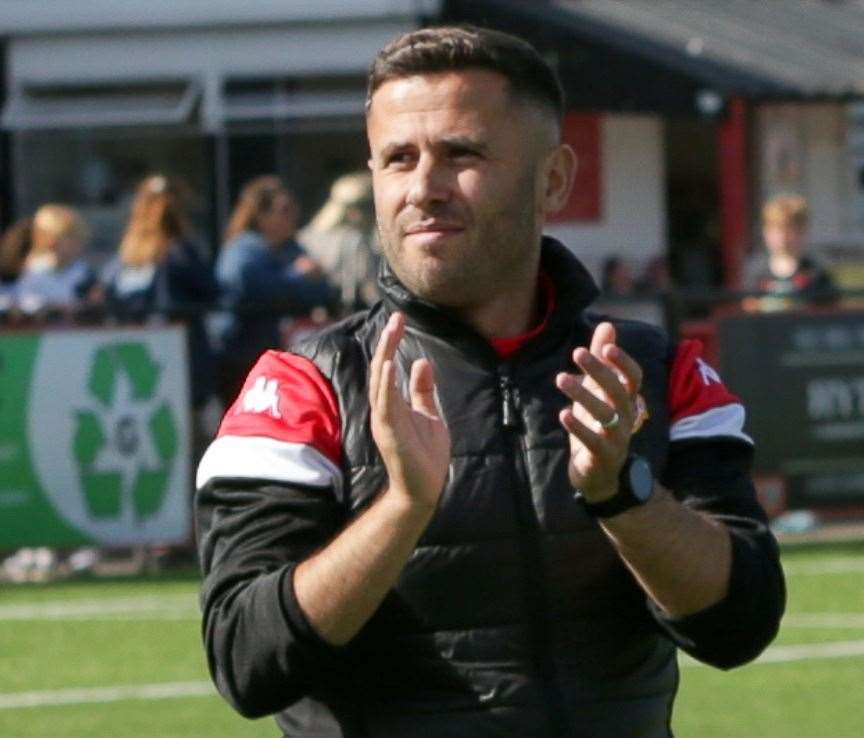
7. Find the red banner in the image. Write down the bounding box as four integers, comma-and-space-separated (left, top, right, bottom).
550, 113, 602, 222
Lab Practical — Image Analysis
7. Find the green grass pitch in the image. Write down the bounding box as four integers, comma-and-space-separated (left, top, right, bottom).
1, 541, 862, 737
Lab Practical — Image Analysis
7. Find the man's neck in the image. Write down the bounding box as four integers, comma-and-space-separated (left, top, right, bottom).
453, 277, 541, 341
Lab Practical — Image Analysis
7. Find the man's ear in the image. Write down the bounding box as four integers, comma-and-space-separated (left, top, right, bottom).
541, 144, 578, 217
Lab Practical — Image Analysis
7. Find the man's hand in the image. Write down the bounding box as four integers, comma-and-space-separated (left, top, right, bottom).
555, 322, 643, 502
294, 312, 451, 645
370, 312, 451, 509
554, 322, 735, 618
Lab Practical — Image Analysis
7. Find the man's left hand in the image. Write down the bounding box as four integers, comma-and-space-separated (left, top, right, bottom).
556, 322, 643, 502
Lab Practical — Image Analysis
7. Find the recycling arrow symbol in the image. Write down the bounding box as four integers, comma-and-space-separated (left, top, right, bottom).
72, 342, 178, 522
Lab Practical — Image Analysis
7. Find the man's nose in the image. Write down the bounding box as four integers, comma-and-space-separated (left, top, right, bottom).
406, 156, 450, 208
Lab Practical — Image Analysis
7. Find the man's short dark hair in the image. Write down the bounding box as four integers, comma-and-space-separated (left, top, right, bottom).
367, 26, 564, 123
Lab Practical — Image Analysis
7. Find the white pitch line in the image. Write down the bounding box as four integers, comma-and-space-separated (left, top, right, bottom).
750, 639, 864, 664
782, 558, 864, 576
3, 639, 864, 709
0, 595, 197, 621
681, 639, 864, 667
783, 613, 864, 629
0, 606, 198, 621
0, 609, 198, 622
0, 681, 215, 710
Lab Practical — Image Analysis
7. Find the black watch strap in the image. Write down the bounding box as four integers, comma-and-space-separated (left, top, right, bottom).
582, 488, 639, 518
581, 455, 653, 519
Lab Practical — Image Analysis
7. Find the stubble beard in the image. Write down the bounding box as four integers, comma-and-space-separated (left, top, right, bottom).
376, 176, 542, 309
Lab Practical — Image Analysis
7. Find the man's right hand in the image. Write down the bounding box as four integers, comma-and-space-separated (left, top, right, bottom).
294, 312, 450, 646
369, 312, 451, 510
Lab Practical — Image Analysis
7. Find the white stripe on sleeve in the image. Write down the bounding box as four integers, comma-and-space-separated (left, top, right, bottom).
669, 403, 753, 445
196, 435, 343, 490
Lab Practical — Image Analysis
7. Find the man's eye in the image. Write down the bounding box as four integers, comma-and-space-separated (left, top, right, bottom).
451, 148, 479, 159
385, 153, 414, 166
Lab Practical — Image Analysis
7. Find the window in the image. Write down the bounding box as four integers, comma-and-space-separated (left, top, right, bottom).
223, 75, 366, 124
2, 80, 199, 130
13, 130, 212, 263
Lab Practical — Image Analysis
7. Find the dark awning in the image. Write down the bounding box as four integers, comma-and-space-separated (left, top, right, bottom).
1, 79, 200, 131
441, 0, 864, 111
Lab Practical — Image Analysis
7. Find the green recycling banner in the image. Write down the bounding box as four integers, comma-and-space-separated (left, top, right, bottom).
0, 327, 191, 548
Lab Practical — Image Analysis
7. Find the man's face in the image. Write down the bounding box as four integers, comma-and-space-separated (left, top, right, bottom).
763, 222, 806, 260
367, 70, 554, 308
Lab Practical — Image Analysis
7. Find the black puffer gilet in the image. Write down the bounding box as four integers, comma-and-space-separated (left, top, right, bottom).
291, 239, 677, 738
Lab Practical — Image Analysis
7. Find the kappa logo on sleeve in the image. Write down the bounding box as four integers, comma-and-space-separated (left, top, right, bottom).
668, 340, 752, 444
215, 352, 343, 465
696, 357, 722, 386
238, 376, 283, 419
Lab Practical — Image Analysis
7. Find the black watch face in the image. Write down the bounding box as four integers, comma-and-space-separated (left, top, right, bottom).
628, 457, 654, 502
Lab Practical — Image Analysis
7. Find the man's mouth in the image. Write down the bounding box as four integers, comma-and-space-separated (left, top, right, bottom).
404, 221, 465, 236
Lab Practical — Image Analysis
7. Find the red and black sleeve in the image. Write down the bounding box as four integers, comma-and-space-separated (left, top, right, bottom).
652, 340, 786, 670
195, 350, 350, 717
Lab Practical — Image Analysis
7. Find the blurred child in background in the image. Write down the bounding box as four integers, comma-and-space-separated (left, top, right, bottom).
15, 204, 98, 316
743, 193, 838, 311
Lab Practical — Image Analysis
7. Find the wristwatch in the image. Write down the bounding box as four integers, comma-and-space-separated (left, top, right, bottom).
580, 454, 654, 518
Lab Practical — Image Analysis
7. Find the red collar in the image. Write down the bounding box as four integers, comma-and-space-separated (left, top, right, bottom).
489, 273, 556, 360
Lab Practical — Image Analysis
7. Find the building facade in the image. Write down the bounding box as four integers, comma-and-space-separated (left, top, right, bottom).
2, 0, 863, 287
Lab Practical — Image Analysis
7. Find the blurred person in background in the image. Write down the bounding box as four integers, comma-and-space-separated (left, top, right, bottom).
3, 208, 99, 580
743, 193, 838, 311
215, 175, 334, 404
299, 171, 381, 314
15, 204, 99, 317
635, 254, 673, 296
598, 255, 666, 326
599, 255, 634, 298
0, 216, 33, 314
102, 174, 219, 413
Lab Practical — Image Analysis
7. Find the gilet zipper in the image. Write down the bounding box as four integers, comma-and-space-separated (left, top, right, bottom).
498, 368, 569, 736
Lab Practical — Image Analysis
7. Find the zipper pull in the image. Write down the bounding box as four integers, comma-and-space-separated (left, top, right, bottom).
499, 374, 519, 429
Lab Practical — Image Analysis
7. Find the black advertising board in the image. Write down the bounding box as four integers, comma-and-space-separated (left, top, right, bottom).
717, 310, 864, 509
